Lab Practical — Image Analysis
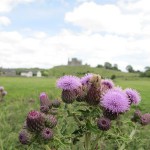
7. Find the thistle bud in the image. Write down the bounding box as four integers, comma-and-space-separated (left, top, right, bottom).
26, 110, 45, 132
140, 113, 150, 125
97, 117, 111, 131
40, 105, 49, 113
19, 129, 32, 144
61, 90, 77, 104
45, 115, 57, 128
52, 99, 61, 108
41, 128, 53, 140
39, 92, 52, 108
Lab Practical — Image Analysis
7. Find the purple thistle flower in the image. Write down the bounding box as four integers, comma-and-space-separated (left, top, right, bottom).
80, 73, 93, 85
41, 128, 53, 140
57, 75, 81, 91
101, 79, 114, 89
97, 117, 111, 131
19, 129, 32, 144
125, 88, 141, 105
101, 89, 130, 114
101, 79, 114, 93
140, 113, 150, 125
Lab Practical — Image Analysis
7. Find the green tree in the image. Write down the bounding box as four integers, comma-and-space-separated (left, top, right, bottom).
104, 62, 112, 69
126, 65, 134, 73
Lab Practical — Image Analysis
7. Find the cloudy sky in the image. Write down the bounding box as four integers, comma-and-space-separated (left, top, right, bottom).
0, 0, 150, 71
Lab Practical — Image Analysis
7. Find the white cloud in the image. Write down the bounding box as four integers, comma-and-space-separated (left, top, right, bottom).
0, 16, 11, 26
0, 28, 150, 71
0, 0, 35, 13
65, 1, 150, 36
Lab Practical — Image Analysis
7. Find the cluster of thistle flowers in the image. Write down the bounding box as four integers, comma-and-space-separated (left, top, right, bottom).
19, 92, 61, 145
0, 86, 7, 101
57, 73, 144, 131
131, 110, 150, 126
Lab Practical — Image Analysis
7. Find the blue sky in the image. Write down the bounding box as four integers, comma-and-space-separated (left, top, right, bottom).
0, 0, 150, 71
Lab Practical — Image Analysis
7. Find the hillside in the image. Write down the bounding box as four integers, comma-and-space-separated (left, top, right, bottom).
48, 65, 139, 78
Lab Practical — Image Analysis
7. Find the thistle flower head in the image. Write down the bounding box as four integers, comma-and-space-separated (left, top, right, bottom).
101, 89, 130, 113
125, 88, 141, 105
89, 74, 101, 87
2, 91, 7, 96
140, 113, 150, 125
57, 75, 81, 91
19, 129, 32, 144
97, 117, 111, 131
41, 128, 53, 140
101, 79, 114, 89
39, 92, 52, 108
80, 73, 93, 85
40, 92, 48, 101
61, 89, 77, 103
26, 110, 45, 132
131, 110, 142, 122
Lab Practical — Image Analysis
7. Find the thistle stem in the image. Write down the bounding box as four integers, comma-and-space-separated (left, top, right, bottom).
85, 132, 91, 150
72, 113, 82, 126
91, 134, 100, 150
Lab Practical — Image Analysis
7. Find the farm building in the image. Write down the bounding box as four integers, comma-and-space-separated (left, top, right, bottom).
20, 71, 42, 77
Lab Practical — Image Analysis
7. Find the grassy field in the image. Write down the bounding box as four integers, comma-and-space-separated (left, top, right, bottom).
0, 76, 150, 150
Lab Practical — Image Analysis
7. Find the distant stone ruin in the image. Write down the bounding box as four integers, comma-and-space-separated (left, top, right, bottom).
68, 58, 82, 66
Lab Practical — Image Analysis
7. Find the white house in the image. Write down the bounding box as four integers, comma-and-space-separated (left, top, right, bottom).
37, 71, 42, 77
21, 71, 33, 77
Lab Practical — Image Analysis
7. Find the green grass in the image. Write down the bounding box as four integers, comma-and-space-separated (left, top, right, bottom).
0, 76, 150, 150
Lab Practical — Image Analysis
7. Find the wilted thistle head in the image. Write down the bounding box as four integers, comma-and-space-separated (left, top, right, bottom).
41, 128, 53, 140
97, 117, 111, 131
52, 99, 61, 108
85, 74, 101, 105
57, 75, 81, 91
39, 92, 52, 108
125, 88, 141, 105
140, 113, 150, 125
19, 129, 32, 145
101, 79, 114, 93
26, 110, 45, 132
45, 114, 57, 128
89, 74, 101, 88
101, 89, 130, 114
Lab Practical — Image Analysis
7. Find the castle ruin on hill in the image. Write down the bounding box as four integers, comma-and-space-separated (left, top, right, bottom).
68, 58, 82, 66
